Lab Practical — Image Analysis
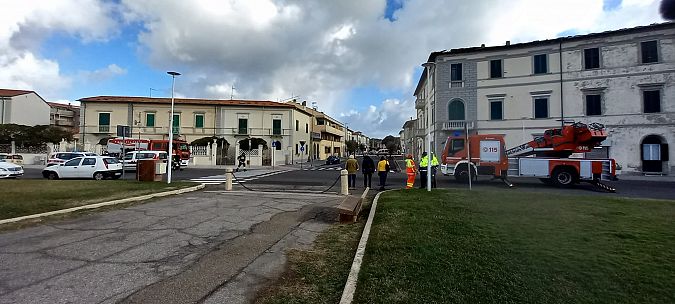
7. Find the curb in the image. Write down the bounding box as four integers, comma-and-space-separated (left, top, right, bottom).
339, 189, 389, 304
0, 184, 205, 225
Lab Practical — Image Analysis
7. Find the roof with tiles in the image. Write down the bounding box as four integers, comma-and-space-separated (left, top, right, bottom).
0, 89, 34, 97
78, 96, 297, 108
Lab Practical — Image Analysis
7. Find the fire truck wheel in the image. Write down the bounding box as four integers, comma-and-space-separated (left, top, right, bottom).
454, 166, 476, 183
551, 167, 576, 188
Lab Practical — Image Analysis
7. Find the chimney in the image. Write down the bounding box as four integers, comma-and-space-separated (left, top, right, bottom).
506, 41, 511, 46
481, 44, 485, 48
302, 100, 307, 106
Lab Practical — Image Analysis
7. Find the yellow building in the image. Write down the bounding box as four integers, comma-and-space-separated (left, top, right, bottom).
78, 96, 312, 165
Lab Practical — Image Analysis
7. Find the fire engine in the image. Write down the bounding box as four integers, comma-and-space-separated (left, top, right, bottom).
440, 122, 616, 192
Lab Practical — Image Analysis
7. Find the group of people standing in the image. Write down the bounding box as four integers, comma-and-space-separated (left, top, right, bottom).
345, 154, 391, 191
405, 152, 439, 189
344, 152, 439, 191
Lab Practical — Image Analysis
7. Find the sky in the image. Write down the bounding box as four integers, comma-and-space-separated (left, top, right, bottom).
0, 0, 665, 138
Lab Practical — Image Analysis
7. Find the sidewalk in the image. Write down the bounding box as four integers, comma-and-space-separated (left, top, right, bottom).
0, 189, 343, 304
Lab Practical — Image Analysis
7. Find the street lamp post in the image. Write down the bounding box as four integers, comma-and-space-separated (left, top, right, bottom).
422, 62, 435, 192
166, 71, 181, 184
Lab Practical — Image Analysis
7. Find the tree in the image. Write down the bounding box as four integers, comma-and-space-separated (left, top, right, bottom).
382, 135, 401, 155
358, 143, 367, 152
346, 140, 359, 154
662, 0, 675, 20
0, 124, 74, 146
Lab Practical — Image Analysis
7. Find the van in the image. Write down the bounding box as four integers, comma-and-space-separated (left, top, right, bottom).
122, 151, 168, 170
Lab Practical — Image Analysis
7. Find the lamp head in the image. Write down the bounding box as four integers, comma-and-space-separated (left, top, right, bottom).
167, 71, 181, 76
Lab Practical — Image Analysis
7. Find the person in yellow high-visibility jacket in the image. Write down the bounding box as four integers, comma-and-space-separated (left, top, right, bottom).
405, 154, 417, 189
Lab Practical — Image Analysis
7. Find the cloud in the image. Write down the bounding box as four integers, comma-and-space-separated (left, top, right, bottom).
0, 0, 118, 99
79, 64, 127, 82
340, 98, 416, 138
0, 0, 664, 134
117, 0, 662, 137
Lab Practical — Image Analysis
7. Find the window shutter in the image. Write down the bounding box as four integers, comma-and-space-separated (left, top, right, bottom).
662, 144, 669, 161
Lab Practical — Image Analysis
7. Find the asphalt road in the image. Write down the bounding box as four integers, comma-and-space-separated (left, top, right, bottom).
20, 160, 675, 201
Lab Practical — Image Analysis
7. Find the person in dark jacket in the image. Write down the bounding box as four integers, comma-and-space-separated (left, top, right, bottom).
361, 153, 375, 188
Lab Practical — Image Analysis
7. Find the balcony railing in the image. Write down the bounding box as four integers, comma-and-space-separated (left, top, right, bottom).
437, 120, 474, 131
98, 125, 110, 133
315, 125, 344, 136
415, 98, 425, 109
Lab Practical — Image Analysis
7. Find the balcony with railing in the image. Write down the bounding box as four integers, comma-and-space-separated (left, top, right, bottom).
415, 98, 425, 109
437, 120, 475, 131
315, 124, 344, 136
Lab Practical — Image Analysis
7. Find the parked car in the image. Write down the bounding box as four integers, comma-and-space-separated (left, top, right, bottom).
326, 155, 341, 165
47, 152, 98, 166
122, 151, 168, 170
376, 148, 389, 155
0, 154, 24, 165
42, 156, 123, 180
0, 159, 24, 178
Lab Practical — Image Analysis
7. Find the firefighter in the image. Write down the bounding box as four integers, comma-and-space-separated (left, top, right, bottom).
419, 152, 428, 189
405, 154, 417, 189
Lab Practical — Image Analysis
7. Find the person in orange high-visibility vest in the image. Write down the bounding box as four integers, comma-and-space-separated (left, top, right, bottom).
405, 154, 417, 189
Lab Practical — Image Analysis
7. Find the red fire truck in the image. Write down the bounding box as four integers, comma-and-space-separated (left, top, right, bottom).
440, 122, 616, 191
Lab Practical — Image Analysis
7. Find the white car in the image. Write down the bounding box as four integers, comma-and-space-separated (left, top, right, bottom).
0, 159, 24, 178
42, 156, 123, 180
122, 151, 168, 170
47, 152, 98, 166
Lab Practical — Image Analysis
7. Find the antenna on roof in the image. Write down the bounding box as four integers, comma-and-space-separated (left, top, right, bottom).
230, 85, 235, 100
312, 101, 318, 110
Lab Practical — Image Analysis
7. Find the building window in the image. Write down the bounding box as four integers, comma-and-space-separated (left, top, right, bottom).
584, 48, 600, 69
448, 99, 465, 121
172, 114, 180, 133
450, 63, 462, 87
98, 113, 110, 132
533, 97, 549, 119
295, 120, 299, 131
305, 123, 309, 133
272, 119, 282, 135
238, 118, 248, 134
533, 54, 548, 74
585, 94, 602, 116
194, 114, 204, 128
643, 90, 661, 113
145, 113, 155, 127
489, 99, 503, 120
641, 40, 658, 64
490, 59, 502, 78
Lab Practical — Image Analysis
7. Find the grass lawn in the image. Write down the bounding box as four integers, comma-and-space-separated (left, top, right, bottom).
256, 213, 367, 304
354, 189, 675, 304
0, 180, 194, 220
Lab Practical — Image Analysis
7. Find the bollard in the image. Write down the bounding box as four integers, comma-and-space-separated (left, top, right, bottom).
225, 168, 233, 191
340, 169, 349, 196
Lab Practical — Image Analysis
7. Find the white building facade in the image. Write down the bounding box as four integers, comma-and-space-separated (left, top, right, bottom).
0, 89, 50, 126
416, 23, 674, 176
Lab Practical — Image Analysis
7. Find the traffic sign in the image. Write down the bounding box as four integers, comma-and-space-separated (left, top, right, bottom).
300, 146, 305, 152
117, 125, 131, 137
